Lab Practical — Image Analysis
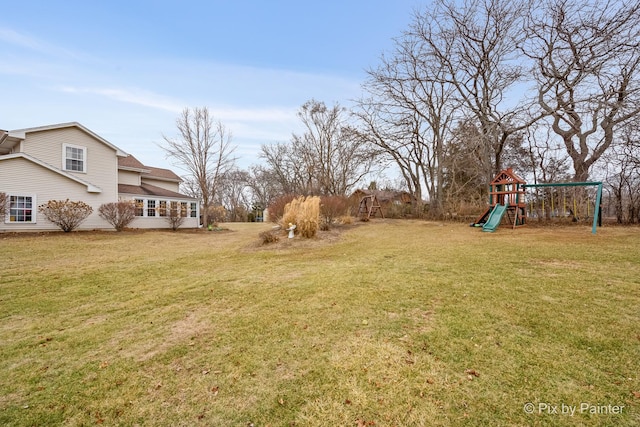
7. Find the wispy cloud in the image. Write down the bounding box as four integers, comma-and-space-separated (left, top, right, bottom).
56, 85, 299, 127
56, 86, 185, 113
0, 27, 44, 50
0, 26, 84, 60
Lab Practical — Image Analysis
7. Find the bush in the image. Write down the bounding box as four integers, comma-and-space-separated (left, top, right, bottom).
39, 199, 93, 232
283, 196, 320, 238
207, 205, 226, 225
98, 201, 136, 231
167, 202, 185, 231
0, 192, 7, 219
259, 230, 280, 245
338, 215, 354, 225
320, 195, 351, 229
267, 194, 297, 223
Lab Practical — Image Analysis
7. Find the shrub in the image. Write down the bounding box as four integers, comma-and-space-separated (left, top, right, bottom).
98, 201, 136, 231
320, 195, 351, 229
0, 192, 7, 219
39, 199, 93, 232
166, 202, 185, 231
259, 230, 280, 245
207, 205, 226, 225
338, 215, 354, 225
283, 196, 320, 238
267, 194, 297, 223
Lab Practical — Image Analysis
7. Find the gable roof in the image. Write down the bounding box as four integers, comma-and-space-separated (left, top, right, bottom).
9, 122, 128, 157
118, 154, 150, 173
0, 153, 102, 193
143, 166, 181, 182
490, 168, 526, 185
118, 155, 181, 183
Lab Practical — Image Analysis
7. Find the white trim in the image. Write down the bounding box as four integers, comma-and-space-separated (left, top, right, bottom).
11, 122, 128, 157
119, 165, 151, 174
62, 143, 87, 173
129, 196, 198, 218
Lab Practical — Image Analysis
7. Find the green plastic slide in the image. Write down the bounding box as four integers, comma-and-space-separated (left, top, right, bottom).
482, 204, 507, 232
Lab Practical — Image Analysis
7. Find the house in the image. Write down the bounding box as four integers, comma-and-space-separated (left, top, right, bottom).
0, 122, 199, 231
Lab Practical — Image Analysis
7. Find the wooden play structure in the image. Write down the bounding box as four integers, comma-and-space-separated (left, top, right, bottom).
358, 194, 384, 220
473, 168, 527, 232
473, 168, 603, 234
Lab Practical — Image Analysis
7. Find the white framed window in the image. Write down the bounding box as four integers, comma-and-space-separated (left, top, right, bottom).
190, 202, 197, 218
8, 195, 36, 223
63, 143, 87, 173
134, 199, 144, 216
158, 200, 167, 217
147, 200, 156, 217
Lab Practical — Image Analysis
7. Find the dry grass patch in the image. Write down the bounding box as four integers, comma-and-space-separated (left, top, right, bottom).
1, 221, 639, 426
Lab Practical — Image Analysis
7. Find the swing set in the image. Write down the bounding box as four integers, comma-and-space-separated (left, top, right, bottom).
525, 183, 601, 223
473, 168, 603, 234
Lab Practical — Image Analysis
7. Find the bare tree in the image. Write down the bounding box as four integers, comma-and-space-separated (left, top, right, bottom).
261, 100, 373, 196
355, 30, 459, 217
409, 0, 536, 182
356, 0, 538, 217
603, 122, 640, 223
161, 107, 236, 227
216, 169, 251, 221
260, 142, 309, 195
441, 120, 492, 210
353, 100, 432, 211
245, 164, 284, 210
522, 0, 640, 182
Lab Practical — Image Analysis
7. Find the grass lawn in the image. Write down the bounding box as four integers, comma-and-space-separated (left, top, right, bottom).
1, 220, 639, 426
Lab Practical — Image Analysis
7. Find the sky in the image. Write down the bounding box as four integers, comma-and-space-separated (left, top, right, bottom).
0, 0, 421, 172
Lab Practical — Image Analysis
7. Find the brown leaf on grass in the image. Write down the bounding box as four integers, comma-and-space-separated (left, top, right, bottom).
211, 386, 219, 396
278, 398, 285, 405
465, 369, 480, 377
632, 391, 640, 399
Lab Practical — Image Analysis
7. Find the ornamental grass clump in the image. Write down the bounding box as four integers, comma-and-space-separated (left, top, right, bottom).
283, 196, 320, 238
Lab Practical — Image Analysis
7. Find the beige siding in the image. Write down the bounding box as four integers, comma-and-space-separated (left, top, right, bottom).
128, 216, 199, 229
22, 127, 119, 200
0, 157, 115, 231
118, 169, 141, 185
140, 178, 180, 192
